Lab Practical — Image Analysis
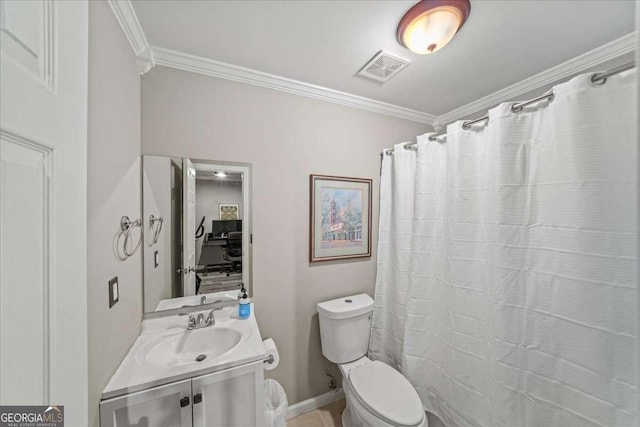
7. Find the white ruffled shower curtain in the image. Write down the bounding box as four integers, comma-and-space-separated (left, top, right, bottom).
370, 70, 637, 427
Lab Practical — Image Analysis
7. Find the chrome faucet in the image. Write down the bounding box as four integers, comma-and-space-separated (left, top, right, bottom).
187, 307, 224, 330
200, 296, 207, 305
187, 314, 197, 329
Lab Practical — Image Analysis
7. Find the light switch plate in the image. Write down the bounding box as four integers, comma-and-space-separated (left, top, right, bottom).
108, 276, 119, 308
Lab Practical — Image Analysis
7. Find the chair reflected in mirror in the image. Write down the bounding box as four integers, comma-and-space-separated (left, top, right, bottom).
224, 231, 242, 272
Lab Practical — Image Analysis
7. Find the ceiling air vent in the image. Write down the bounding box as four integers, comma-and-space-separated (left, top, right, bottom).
357, 50, 410, 83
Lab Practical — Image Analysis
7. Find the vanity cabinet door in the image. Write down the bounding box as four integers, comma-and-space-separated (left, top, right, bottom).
100, 379, 192, 427
192, 361, 265, 427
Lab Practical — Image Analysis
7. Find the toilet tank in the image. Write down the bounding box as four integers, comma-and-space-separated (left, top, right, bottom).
316, 294, 374, 364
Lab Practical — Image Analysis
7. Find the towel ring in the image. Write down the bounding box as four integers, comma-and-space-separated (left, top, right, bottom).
119, 216, 143, 259
147, 214, 164, 247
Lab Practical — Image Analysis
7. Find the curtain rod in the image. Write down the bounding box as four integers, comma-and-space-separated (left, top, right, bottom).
383, 61, 635, 156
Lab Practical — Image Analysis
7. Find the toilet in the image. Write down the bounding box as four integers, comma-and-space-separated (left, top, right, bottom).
317, 294, 427, 427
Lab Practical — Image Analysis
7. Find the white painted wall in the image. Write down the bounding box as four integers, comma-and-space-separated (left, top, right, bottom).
87, 2, 142, 426
195, 179, 243, 262
142, 156, 174, 311
635, 2, 639, 423
141, 66, 431, 404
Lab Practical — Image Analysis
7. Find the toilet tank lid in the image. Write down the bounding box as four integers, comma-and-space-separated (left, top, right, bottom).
316, 294, 374, 319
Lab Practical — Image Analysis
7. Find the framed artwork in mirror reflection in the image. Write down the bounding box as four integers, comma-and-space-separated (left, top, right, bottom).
219, 203, 239, 220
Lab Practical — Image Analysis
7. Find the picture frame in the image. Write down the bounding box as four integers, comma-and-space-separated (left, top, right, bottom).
309, 174, 372, 262
219, 203, 239, 220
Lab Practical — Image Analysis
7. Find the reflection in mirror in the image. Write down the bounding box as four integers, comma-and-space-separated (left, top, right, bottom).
142, 156, 252, 314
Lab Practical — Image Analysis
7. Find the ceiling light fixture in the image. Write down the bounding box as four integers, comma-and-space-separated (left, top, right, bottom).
397, 0, 471, 55
214, 171, 228, 178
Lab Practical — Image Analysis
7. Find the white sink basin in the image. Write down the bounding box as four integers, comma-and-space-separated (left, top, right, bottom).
139, 323, 251, 367
103, 304, 266, 400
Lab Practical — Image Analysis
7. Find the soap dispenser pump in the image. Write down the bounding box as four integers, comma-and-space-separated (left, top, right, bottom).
239, 292, 250, 319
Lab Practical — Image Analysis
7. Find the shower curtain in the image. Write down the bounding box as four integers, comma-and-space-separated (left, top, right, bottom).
370, 70, 637, 427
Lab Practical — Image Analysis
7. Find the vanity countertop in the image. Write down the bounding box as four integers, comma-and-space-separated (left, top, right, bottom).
102, 304, 267, 400
154, 291, 238, 311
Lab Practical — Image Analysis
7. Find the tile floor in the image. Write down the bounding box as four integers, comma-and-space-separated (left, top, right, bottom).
287, 399, 346, 427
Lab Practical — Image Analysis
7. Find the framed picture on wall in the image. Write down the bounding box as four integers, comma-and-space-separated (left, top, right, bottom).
219, 203, 239, 220
310, 175, 372, 262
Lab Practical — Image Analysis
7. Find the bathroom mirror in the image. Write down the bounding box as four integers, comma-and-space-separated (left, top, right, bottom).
142, 155, 252, 314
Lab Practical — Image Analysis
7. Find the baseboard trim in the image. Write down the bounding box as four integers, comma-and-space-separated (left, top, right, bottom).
286, 388, 345, 420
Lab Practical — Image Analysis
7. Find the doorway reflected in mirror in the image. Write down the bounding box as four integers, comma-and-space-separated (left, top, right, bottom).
142, 156, 252, 314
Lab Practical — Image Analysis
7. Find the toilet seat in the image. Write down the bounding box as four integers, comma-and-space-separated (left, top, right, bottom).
348, 361, 424, 427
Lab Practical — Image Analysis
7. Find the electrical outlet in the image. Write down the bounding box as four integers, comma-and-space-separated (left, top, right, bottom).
108, 277, 119, 308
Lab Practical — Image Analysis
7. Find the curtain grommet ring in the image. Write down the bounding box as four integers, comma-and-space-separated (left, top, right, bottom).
511, 90, 554, 113
589, 72, 607, 87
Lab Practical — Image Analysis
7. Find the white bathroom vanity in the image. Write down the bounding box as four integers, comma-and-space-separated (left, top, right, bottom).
100, 305, 268, 427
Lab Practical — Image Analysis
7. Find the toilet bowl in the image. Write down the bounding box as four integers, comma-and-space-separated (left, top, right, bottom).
339, 357, 427, 427
316, 294, 427, 427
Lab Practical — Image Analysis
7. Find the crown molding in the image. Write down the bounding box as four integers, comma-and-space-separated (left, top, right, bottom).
107, 0, 155, 75
106, 0, 434, 123
437, 32, 637, 124
107, 0, 633, 126
152, 47, 436, 124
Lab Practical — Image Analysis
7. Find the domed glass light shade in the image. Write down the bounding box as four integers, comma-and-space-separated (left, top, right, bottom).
397, 0, 471, 55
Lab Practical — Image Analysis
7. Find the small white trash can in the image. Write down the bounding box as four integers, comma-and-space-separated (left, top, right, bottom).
264, 379, 288, 427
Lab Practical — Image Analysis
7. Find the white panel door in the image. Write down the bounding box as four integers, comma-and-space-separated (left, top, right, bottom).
0, 0, 88, 424
182, 158, 196, 296
0, 133, 50, 403
192, 362, 265, 427
99, 380, 192, 427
